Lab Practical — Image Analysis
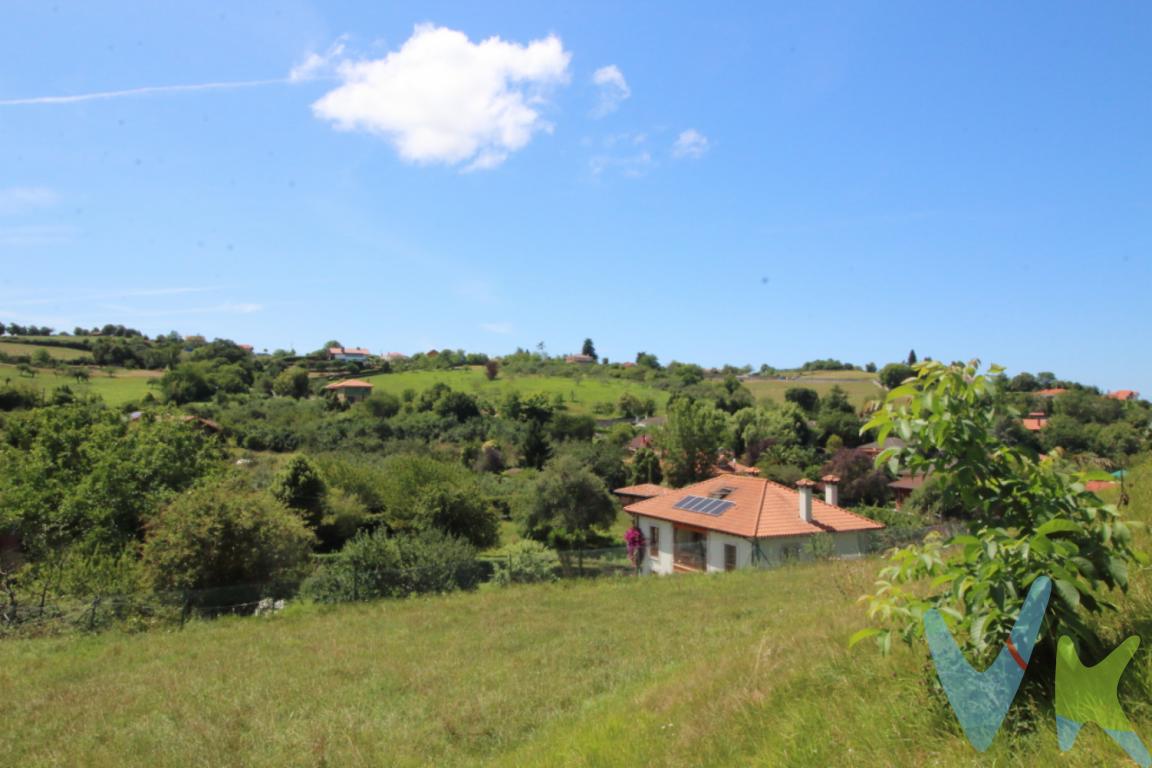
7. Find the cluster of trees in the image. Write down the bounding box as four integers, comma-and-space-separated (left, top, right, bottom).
0, 323, 57, 336
0, 390, 640, 628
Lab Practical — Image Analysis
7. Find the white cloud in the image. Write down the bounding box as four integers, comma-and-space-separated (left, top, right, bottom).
480, 321, 513, 334
312, 24, 571, 170
0, 187, 58, 214
672, 129, 709, 159
590, 151, 652, 178
591, 65, 630, 117
289, 40, 347, 83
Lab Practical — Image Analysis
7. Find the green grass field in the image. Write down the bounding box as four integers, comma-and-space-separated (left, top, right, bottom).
361, 366, 670, 416
744, 370, 882, 409
4, 559, 1149, 767
0, 340, 91, 361
0, 363, 160, 406
4, 463, 1150, 767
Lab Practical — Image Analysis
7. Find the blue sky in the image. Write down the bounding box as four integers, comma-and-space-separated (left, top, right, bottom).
1, 2, 1150, 394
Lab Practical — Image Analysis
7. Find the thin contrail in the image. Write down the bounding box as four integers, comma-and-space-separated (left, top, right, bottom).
0, 78, 289, 106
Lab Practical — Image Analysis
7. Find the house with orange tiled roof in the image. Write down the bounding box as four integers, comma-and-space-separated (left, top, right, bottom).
620, 474, 883, 575
1021, 412, 1049, 432
323, 378, 373, 404
1035, 388, 1067, 397
327, 346, 373, 362
1106, 390, 1140, 401
613, 483, 670, 505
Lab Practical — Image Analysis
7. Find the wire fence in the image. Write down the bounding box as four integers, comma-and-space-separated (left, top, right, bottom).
1, 524, 954, 638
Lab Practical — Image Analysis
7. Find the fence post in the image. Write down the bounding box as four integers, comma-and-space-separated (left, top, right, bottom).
507, 552, 513, 584
88, 596, 99, 631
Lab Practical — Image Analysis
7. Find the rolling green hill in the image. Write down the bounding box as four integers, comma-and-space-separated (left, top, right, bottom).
361, 366, 670, 416
0, 340, 91, 361
5, 458, 1150, 768
743, 370, 881, 409
0, 363, 160, 406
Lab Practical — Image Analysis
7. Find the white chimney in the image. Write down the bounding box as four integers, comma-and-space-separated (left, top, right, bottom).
822, 474, 840, 507
796, 479, 815, 522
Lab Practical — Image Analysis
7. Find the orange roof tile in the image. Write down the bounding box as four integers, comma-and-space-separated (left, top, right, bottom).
1107, 390, 1139, 401
1036, 388, 1067, 397
624, 474, 883, 539
1084, 480, 1118, 493
613, 483, 670, 499
1021, 413, 1049, 431
323, 379, 374, 390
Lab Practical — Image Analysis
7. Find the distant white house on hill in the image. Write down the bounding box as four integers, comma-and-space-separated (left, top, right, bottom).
327, 346, 373, 362
616, 475, 883, 575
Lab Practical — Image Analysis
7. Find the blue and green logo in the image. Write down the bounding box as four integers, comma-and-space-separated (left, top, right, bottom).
924, 575, 1150, 766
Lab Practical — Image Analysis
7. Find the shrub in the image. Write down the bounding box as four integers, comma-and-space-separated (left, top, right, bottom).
413, 486, 500, 548
143, 476, 315, 601
301, 529, 481, 603
491, 540, 560, 586
270, 455, 327, 528
854, 361, 1143, 672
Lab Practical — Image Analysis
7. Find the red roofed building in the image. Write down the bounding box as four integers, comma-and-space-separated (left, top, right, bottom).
564, 354, 596, 364
323, 379, 374, 404
1021, 412, 1049, 432
1107, 390, 1139, 401
327, 346, 373, 362
1036, 388, 1067, 397
613, 483, 671, 505
621, 474, 883, 574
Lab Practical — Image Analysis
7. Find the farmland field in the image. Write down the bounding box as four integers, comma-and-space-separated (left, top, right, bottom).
0, 340, 91, 361
361, 366, 669, 415
0, 363, 160, 406
744, 370, 881, 409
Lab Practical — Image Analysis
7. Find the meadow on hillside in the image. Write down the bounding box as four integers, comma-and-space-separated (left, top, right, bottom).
3, 459, 1150, 768
361, 366, 670, 416
0, 363, 158, 406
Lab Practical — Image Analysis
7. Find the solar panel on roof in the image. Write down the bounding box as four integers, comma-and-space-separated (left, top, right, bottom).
673, 495, 733, 516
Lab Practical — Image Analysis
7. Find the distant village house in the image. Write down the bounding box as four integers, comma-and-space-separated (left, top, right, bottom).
327, 346, 373, 363
324, 379, 374, 404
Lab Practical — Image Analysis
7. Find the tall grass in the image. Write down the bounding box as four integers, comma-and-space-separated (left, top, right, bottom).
2, 461, 1149, 766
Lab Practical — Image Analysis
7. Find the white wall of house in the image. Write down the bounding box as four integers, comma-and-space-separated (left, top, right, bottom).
705, 531, 753, 573
633, 514, 871, 575
634, 515, 674, 575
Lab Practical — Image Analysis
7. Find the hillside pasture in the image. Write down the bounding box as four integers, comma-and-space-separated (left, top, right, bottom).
0, 340, 91, 361
361, 366, 669, 416
4, 552, 1150, 767
0, 363, 160, 406
743, 370, 882, 409
3, 461, 1150, 766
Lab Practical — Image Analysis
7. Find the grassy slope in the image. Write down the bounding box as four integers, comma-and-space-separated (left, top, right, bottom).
6, 458, 1152, 768
0, 363, 159, 406
0, 340, 91, 361
3, 563, 1135, 767
361, 366, 670, 416
744, 370, 881, 409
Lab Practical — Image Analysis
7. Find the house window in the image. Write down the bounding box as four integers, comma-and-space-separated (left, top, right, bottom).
724, 544, 737, 572
649, 526, 659, 558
